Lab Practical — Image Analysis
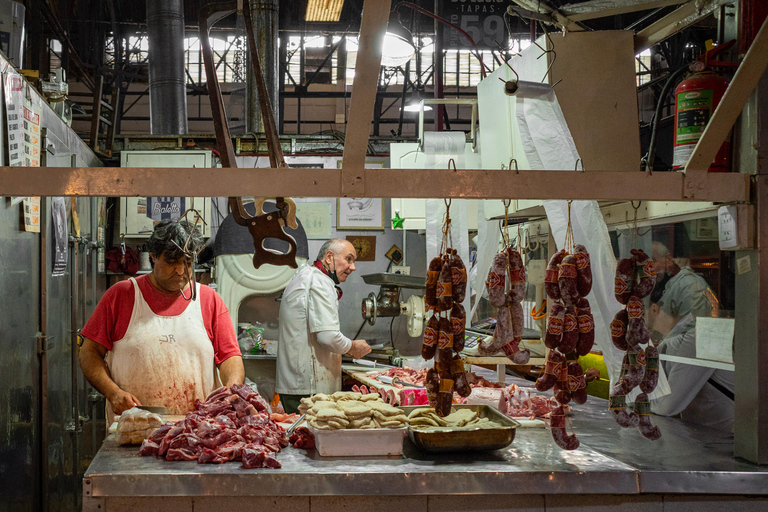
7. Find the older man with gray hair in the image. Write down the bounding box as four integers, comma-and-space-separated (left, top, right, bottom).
276, 238, 371, 413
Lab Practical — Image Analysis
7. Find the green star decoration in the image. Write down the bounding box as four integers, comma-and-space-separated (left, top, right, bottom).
391, 212, 405, 229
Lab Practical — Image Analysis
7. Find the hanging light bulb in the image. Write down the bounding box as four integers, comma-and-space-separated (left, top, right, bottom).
402, 90, 432, 112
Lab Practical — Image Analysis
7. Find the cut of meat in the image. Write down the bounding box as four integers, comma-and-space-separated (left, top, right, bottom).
141, 385, 286, 469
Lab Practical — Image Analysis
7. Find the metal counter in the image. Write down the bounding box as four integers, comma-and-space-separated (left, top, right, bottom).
83, 394, 768, 498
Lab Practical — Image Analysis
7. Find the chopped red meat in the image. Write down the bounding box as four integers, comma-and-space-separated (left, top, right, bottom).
289, 427, 315, 450
242, 444, 281, 469
139, 439, 159, 456
140, 384, 286, 469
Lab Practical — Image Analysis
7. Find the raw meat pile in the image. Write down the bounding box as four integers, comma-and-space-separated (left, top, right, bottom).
610, 248, 662, 440
536, 244, 594, 450
138, 384, 292, 469
377, 367, 429, 386
497, 384, 566, 420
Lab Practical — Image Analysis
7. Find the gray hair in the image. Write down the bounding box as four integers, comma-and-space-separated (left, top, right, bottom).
316, 238, 347, 261
147, 219, 205, 260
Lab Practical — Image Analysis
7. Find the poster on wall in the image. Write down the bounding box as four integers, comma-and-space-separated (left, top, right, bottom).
337, 198, 385, 230
52, 197, 68, 276
22, 95, 41, 167
4, 67, 24, 206
295, 201, 332, 239
438, 1, 507, 50
23, 196, 40, 232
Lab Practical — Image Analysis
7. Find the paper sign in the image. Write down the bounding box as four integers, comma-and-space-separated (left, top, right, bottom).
23, 196, 40, 232
4, 69, 23, 167
718, 206, 738, 250
22, 97, 41, 167
737, 255, 752, 275
695, 317, 735, 364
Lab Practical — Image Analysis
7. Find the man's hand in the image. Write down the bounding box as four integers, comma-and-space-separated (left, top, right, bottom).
347, 339, 372, 359
108, 389, 142, 415
584, 368, 601, 383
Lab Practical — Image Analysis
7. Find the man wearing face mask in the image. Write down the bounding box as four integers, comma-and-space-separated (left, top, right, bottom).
276, 238, 372, 413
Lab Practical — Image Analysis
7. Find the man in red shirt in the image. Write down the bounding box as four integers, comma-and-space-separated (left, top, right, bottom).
80, 219, 244, 423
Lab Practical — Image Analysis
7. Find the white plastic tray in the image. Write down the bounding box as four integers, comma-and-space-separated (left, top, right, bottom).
308, 426, 406, 457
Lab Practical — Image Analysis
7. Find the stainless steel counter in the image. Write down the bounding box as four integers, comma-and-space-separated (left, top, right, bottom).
83, 392, 768, 498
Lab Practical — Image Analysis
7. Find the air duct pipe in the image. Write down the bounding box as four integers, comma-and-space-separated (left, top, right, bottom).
246, 0, 279, 132
147, 0, 188, 134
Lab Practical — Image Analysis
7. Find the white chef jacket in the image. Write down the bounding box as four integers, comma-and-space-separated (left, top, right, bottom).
276, 264, 352, 395
650, 314, 734, 432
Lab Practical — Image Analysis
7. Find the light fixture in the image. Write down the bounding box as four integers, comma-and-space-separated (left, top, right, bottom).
305, 0, 344, 22
402, 90, 432, 112
381, 11, 415, 68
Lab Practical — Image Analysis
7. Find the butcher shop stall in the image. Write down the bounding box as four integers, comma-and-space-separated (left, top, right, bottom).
2, 1, 768, 512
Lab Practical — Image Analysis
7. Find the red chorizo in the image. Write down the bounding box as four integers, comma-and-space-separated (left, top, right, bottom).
536, 350, 565, 392
437, 317, 454, 366
626, 296, 648, 349
436, 255, 453, 311
631, 249, 656, 299
640, 345, 659, 394
486, 251, 508, 308
450, 249, 467, 303
575, 297, 595, 357
550, 406, 580, 450
559, 305, 579, 355
545, 250, 566, 301
506, 248, 526, 303
450, 303, 466, 353
573, 244, 593, 297
435, 378, 454, 417
610, 309, 629, 351
567, 362, 588, 405
613, 347, 645, 396
492, 304, 514, 349
554, 360, 572, 405
450, 355, 471, 398
609, 393, 640, 428
425, 368, 439, 406
425, 256, 442, 311
558, 255, 579, 305
614, 257, 635, 305
422, 314, 439, 360
501, 338, 531, 364
635, 393, 662, 440
545, 300, 565, 349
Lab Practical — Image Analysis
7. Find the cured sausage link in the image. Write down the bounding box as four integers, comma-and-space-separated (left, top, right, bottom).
635, 393, 662, 440
550, 406, 580, 450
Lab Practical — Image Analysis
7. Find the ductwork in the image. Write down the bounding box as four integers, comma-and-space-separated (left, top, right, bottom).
246, 0, 279, 132
147, 0, 188, 135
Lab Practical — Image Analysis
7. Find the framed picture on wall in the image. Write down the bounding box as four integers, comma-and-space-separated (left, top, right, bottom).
337, 198, 385, 230
295, 201, 333, 239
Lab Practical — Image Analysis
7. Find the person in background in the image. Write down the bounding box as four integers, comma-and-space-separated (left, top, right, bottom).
647, 277, 734, 432
80, 219, 244, 424
276, 238, 372, 414
651, 241, 717, 330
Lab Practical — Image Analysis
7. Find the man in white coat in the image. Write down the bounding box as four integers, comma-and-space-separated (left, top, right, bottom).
276, 238, 371, 413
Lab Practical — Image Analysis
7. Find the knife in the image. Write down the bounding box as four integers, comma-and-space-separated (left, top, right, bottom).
374, 375, 424, 388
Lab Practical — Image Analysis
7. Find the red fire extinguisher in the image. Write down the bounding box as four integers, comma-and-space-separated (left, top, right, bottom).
672, 41, 737, 172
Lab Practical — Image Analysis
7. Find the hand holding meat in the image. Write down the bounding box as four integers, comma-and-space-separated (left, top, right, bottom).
108, 388, 142, 415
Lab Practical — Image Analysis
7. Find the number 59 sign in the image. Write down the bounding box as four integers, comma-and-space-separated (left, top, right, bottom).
440, 1, 507, 50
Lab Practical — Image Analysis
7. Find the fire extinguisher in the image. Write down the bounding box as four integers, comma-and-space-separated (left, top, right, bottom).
672, 41, 737, 172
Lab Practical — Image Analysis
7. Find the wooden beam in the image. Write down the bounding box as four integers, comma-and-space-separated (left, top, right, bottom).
634, 0, 729, 53
0, 166, 749, 203
561, 0, 686, 22
684, 15, 768, 174
340, 0, 391, 197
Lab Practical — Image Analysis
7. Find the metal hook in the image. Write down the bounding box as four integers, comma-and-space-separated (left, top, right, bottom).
508, 158, 519, 174
448, 158, 457, 172
533, 22, 557, 83
502, 199, 512, 208
575, 159, 585, 172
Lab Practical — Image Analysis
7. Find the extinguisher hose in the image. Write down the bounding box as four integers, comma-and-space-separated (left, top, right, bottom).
644, 64, 690, 173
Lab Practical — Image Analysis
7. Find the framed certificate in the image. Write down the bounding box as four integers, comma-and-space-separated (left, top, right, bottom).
336, 198, 385, 230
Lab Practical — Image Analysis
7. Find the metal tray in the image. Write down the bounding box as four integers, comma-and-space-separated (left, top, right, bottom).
402, 404, 519, 453
361, 273, 426, 289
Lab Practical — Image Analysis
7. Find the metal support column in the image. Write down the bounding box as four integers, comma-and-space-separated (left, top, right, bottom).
734, 68, 768, 464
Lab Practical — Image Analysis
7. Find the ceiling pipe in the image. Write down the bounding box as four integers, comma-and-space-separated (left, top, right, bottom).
147, 0, 188, 134
246, 0, 279, 133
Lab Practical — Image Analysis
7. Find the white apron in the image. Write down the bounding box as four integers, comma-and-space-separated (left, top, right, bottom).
105, 278, 216, 424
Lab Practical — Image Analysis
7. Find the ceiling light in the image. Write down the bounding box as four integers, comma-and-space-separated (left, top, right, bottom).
381, 11, 415, 68
305, 0, 344, 22
402, 92, 432, 112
